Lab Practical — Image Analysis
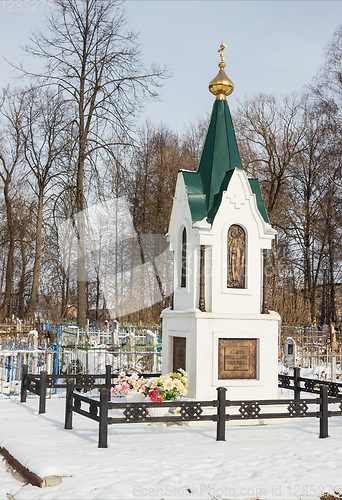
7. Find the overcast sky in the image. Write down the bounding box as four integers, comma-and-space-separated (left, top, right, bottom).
1, 0, 342, 131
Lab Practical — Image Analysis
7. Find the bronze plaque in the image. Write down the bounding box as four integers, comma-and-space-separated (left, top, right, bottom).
173, 337, 186, 372
218, 339, 257, 379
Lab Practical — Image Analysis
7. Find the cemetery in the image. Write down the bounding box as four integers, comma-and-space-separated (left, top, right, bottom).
1, 41, 342, 500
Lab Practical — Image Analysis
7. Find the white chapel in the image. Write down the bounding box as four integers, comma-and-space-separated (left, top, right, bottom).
161, 44, 280, 401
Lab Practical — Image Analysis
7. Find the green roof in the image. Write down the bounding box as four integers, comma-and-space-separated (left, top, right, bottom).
248, 178, 270, 224
182, 171, 207, 223
197, 98, 243, 215
181, 98, 269, 225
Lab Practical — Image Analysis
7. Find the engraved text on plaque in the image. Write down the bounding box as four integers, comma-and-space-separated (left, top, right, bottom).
218, 339, 257, 379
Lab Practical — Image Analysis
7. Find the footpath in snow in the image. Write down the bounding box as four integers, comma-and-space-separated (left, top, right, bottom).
0, 395, 342, 500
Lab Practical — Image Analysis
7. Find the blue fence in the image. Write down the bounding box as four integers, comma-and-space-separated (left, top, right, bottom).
0, 339, 58, 398
0, 323, 162, 398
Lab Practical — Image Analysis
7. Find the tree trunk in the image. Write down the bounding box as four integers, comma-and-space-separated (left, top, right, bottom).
303, 217, 314, 323
61, 270, 70, 319
77, 59, 86, 328
0, 182, 15, 321
96, 273, 100, 322
310, 287, 316, 326
328, 228, 336, 323
18, 241, 28, 318
76, 207, 86, 328
77, 131, 86, 328
26, 189, 44, 318
321, 269, 327, 324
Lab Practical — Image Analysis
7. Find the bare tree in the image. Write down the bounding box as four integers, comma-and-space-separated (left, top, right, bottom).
311, 25, 342, 147
306, 25, 342, 323
23, 0, 166, 327
181, 115, 209, 171
22, 88, 70, 318
12, 192, 36, 318
235, 93, 307, 223
282, 103, 331, 324
0, 88, 26, 320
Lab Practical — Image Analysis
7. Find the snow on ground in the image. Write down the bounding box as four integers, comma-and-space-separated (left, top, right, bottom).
1, 395, 342, 500
0, 456, 24, 499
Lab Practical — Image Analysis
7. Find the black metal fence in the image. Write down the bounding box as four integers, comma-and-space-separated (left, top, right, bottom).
64, 382, 342, 448
21, 365, 342, 447
279, 367, 342, 398
20, 364, 158, 413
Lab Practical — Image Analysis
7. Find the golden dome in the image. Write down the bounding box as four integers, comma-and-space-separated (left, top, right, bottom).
209, 43, 234, 100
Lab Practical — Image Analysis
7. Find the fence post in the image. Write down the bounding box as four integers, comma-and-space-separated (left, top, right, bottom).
64, 379, 74, 430
39, 371, 47, 414
105, 365, 111, 401
216, 387, 226, 441
20, 364, 28, 403
293, 367, 301, 400
99, 388, 109, 448
331, 354, 337, 383
46, 352, 53, 399
319, 385, 329, 438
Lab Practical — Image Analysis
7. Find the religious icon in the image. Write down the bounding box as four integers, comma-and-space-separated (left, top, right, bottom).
227, 225, 245, 288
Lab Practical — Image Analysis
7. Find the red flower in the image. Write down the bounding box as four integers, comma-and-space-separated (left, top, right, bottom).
149, 389, 163, 402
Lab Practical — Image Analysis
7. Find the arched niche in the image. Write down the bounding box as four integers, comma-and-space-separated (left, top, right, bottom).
180, 226, 187, 288
227, 224, 246, 288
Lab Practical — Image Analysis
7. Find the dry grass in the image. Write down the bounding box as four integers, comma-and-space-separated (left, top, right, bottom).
320, 493, 342, 500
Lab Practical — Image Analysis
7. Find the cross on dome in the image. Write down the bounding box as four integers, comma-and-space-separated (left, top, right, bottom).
209, 42, 234, 99
218, 42, 227, 63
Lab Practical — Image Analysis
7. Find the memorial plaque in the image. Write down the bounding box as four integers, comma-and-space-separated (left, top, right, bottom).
218, 339, 257, 379
173, 337, 186, 372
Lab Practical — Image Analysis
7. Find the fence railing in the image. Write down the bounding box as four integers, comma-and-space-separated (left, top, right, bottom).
1, 339, 161, 399
58, 345, 161, 376
0, 342, 56, 398
20, 364, 160, 413
60, 326, 161, 347
19, 365, 342, 448
64, 383, 341, 448
279, 367, 342, 398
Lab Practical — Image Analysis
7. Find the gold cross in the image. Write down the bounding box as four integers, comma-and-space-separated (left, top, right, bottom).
218, 42, 227, 63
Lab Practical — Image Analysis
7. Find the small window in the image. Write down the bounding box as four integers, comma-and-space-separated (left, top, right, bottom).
181, 227, 187, 288
227, 224, 246, 288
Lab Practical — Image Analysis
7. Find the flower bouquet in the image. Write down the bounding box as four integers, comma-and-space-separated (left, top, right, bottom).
111, 372, 146, 402
144, 369, 188, 416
